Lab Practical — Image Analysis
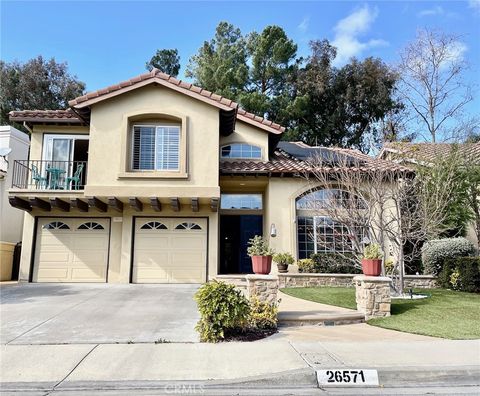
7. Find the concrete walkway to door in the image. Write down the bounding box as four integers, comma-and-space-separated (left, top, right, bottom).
0, 283, 200, 345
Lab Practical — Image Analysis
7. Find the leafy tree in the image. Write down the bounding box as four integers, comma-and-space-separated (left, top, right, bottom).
289, 41, 401, 151
239, 26, 298, 119
186, 21, 249, 99
0, 56, 85, 128
145, 49, 181, 77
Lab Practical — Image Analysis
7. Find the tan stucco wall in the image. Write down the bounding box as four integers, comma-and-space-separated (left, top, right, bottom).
18, 207, 218, 283
220, 121, 269, 161
85, 84, 220, 196
265, 177, 309, 259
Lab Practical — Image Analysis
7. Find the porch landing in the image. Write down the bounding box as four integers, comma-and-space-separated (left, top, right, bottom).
278, 291, 365, 327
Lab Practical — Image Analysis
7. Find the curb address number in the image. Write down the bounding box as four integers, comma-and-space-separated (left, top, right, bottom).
316, 369, 379, 387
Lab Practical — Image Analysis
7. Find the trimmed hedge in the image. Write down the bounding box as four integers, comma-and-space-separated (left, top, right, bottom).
304, 253, 362, 274
421, 237, 476, 276
438, 257, 480, 293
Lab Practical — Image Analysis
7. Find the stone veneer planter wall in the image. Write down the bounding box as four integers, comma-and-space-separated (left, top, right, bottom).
277, 273, 437, 289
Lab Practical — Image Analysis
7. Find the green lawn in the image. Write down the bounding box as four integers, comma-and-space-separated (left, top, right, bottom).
280, 287, 480, 339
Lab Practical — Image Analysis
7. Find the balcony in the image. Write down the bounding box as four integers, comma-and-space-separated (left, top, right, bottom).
11, 160, 87, 191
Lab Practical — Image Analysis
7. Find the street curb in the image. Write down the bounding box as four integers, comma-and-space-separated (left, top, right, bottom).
1, 366, 478, 392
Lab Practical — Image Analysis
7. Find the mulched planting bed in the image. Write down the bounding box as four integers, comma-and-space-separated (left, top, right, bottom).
223, 328, 278, 342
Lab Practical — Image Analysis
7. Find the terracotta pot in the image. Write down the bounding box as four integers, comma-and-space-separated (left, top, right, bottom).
277, 263, 289, 273
251, 255, 272, 275
361, 259, 382, 276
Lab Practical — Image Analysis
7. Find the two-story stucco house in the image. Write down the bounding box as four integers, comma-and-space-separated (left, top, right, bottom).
8, 69, 399, 284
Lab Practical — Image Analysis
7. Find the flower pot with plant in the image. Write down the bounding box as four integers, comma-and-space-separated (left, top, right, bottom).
273, 252, 294, 273
247, 236, 274, 275
362, 243, 383, 276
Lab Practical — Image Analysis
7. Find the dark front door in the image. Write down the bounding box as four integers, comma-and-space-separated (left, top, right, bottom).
220, 215, 262, 274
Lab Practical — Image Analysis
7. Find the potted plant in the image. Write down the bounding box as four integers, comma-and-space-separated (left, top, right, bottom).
362, 244, 383, 276
247, 236, 274, 275
273, 252, 294, 273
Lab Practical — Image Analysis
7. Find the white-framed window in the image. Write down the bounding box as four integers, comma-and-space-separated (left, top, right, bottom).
132, 125, 180, 171
221, 143, 261, 159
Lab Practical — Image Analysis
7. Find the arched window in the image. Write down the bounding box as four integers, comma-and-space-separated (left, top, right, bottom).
221, 143, 261, 159
78, 222, 104, 230
296, 189, 367, 259
42, 221, 70, 230
140, 221, 168, 230
296, 189, 366, 211
175, 222, 202, 230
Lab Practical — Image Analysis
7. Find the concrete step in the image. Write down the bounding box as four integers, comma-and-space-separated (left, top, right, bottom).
278, 311, 365, 327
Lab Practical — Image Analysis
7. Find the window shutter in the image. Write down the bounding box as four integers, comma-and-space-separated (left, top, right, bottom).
156, 127, 180, 170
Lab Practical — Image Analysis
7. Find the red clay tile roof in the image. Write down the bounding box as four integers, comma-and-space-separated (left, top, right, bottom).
381, 142, 480, 165
68, 69, 284, 134
220, 142, 409, 175
9, 109, 84, 124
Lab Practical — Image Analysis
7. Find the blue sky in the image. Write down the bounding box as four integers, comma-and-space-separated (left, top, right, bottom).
1, 0, 480, 114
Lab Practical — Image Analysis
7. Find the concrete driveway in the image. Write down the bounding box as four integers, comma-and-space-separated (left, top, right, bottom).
0, 283, 200, 344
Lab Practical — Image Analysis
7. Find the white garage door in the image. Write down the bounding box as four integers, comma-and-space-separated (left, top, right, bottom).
34, 218, 110, 283
133, 217, 207, 283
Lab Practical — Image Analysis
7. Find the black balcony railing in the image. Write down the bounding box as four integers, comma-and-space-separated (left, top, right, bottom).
11, 160, 88, 190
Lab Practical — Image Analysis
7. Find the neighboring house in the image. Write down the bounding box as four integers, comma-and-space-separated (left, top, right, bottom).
379, 142, 480, 248
8, 69, 401, 284
0, 126, 30, 280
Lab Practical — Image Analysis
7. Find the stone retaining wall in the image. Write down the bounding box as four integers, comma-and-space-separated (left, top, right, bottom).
278, 273, 438, 289
245, 275, 279, 303
403, 275, 438, 289
278, 273, 355, 288
354, 275, 391, 319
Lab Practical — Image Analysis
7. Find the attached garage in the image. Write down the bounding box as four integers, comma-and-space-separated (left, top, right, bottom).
33, 218, 110, 283
133, 217, 207, 283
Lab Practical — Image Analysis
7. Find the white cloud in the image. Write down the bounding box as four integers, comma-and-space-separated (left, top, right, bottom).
446, 41, 468, 63
331, 5, 388, 66
469, 0, 480, 14
417, 5, 457, 18
298, 17, 309, 33
417, 6, 445, 17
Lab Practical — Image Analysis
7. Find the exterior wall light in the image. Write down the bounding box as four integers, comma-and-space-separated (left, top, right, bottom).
270, 223, 277, 238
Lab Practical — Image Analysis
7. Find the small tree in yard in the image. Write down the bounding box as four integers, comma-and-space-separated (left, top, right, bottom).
303, 152, 461, 294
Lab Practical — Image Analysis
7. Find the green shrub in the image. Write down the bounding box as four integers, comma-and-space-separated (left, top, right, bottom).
247, 235, 274, 256
438, 257, 480, 293
248, 297, 278, 330
273, 252, 295, 265
363, 244, 383, 259
194, 281, 250, 342
297, 258, 315, 273
422, 237, 476, 276
306, 253, 362, 274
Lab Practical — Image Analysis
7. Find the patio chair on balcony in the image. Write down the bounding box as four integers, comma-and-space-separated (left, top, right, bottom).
31, 164, 47, 189
65, 163, 84, 190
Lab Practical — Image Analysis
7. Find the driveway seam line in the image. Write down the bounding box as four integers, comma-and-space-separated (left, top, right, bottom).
288, 341, 314, 369
51, 343, 99, 391
6, 288, 109, 345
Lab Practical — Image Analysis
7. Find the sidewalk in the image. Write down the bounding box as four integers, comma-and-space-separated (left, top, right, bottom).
1, 338, 479, 392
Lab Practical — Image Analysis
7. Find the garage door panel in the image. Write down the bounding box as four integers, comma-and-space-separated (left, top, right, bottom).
170, 269, 205, 283
133, 217, 207, 284
36, 268, 70, 281
73, 236, 108, 250
134, 268, 169, 283
37, 252, 72, 263
135, 236, 170, 250
34, 218, 110, 283
135, 250, 169, 264
71, 267, 107, 281
171, 236, 205, 250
